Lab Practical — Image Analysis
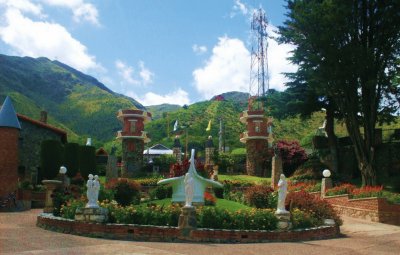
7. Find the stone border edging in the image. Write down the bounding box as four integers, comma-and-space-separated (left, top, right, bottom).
37, 213, 340, 243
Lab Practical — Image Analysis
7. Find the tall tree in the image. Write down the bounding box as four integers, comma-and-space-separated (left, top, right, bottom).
279, 0, 400, 185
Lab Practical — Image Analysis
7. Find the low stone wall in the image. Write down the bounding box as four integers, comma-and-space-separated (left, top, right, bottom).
324, 194, 400, 225
37, 214, 340, 243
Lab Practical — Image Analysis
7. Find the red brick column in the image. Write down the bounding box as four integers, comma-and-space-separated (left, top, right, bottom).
0, 127, 19, 196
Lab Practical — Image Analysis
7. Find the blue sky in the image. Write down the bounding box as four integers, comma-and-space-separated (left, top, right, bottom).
0, 0, 295, 106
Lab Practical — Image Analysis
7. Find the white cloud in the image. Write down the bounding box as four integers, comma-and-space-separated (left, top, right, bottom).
230, 0, 249, 18
193, 30, 297, 99
0, 0, 44, 17
134, 89, 190, 106
193, 36, 250, 99
192, 44, 207, 55
0, 8, 101, 72
115, 60, 154, 86
40, 0, 99, 25
138, 61, 154, 85
266, 26, 297, 91
115, 60, 140, 85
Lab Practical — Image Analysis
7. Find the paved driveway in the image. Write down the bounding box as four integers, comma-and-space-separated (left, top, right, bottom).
1, 209, 400, 255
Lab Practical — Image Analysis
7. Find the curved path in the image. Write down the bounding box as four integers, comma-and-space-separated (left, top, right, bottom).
1, 209, 400, 255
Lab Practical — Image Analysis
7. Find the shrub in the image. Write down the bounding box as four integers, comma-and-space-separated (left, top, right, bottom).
51, 188, 73, 216
325, 183, 356, 196
244, 185, 276, 209
291, 208, 321, 229
105, 178, 141, 206
289, 182, 321, 193
292, 154, 327, 180
149, 185, 172, 200
213, 187, 224, 198
70, 172, 85, 186
197, 207, 278, 230
136, 177, 162, 186
204, 191, 217, 206
276, 140, 308, 177
61, 198, 85, 219
102, 202, 181, 226
286, 190, 342, 225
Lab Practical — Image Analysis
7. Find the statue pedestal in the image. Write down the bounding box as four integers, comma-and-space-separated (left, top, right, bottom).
178, 206, 197, 234
75, 207, 108, 223
42, 180, 62, 213
275, 211, 291, 230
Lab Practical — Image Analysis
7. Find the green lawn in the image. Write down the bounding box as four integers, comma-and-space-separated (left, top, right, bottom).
218, 174, 270, 184
140, 198, 251, 212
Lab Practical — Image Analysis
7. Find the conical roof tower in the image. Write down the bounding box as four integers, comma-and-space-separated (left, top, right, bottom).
0, 96, 21, 129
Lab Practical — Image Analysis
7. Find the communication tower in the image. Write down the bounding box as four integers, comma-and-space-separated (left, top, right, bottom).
249, 8, 269, 102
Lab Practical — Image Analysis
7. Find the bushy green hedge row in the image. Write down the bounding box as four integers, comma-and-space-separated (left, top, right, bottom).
40, 140, 96, 180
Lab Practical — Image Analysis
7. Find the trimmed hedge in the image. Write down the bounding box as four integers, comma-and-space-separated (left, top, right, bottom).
78, 145, 96, 178
64, 143, 79, 178
40, 140, 64, 181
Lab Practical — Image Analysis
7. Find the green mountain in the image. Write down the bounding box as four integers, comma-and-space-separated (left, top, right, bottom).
145, 104, 181, 120
4, 54, 393, 154
0, 54, 143, 144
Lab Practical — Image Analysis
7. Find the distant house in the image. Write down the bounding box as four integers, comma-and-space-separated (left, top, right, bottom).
143, 144, 173, 162
96, 147, 109, 164
17, 111, 68, 184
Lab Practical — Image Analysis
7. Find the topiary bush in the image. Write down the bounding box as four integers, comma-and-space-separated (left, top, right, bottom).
40, 140, 64, 181
105, 178, 141, 206
63, 143, 79, 178
78, 145, 96, 178
244, 185, 277, 209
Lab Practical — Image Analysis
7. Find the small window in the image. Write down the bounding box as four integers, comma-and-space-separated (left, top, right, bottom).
130, 121, 136, 133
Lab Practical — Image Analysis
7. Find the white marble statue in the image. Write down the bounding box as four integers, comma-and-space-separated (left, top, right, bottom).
93, 175, 100, 205
86, 174, 99, 208
184, 171, 194, 207
276, 174, 289, 214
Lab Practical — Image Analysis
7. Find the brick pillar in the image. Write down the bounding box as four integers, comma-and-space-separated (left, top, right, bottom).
246, 139, 268, 176
205, 147, 215, 168
173, 147, 182, 163
121, 139, 144, 178
0, 128, 20, 197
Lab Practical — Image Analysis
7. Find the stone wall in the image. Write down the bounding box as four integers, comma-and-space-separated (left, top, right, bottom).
0, 128, 19, 197
324, 194, 400, 225
19, 120, 65, 183
37, 214, 340, 243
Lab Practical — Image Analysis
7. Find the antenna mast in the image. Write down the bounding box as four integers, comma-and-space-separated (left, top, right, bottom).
249, 8, 269, 105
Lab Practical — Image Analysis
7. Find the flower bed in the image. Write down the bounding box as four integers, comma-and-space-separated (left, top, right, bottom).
323, 185, 400, 225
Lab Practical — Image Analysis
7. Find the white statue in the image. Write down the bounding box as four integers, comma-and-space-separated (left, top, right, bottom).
86, 174, 99, 208
93, 175, 100, 206
276, 174, 289, 214
184, 171, 194, 207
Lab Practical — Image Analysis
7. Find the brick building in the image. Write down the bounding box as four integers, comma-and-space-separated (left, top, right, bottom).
17, 112, 67, 184
0, 96, 21, 197
1, 97, 67, 189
